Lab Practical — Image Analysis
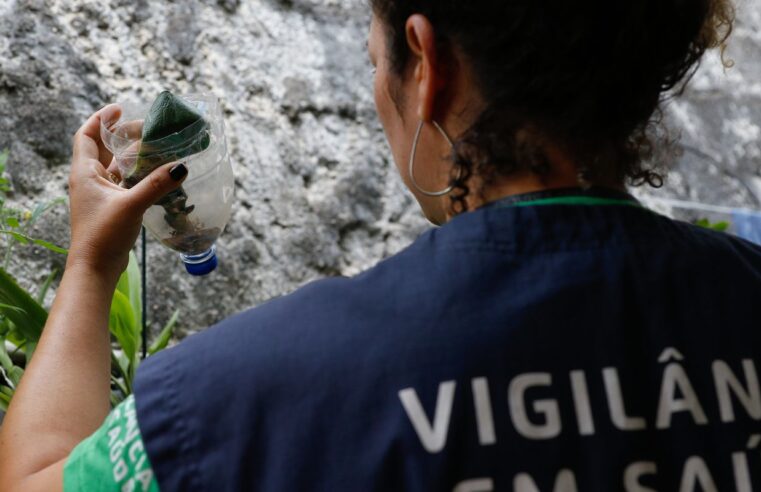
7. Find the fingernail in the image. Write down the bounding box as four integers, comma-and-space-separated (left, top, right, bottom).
170, 163, 188, 181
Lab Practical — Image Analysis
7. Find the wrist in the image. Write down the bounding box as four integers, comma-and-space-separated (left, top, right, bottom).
64, 255, 124, 287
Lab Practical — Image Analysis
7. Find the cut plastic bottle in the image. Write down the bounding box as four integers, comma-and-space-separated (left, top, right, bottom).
101, 92, 235, 276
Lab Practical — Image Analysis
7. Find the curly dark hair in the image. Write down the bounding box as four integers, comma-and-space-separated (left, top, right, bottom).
370, 0, 735, 213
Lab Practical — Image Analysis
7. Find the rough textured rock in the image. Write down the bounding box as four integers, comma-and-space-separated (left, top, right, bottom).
636, 0, 761, 212
0, 0, 759, 339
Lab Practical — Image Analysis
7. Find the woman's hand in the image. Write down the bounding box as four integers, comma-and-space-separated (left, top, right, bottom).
67, 104, 188, 281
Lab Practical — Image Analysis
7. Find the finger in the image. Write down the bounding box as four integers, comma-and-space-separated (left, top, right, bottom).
125, 139, 141, 155
107, 140, 141, 184
72, 104, 122, 169
117, 119, 144, 140
98, 105, 122, 167
106, 160, 122, 182
105, 162, 122, 185
126, 162, 189, 213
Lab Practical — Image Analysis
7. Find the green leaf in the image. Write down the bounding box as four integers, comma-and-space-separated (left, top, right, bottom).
695, 218, 730, 233
0, 384, 13, 411
110, 391, 123, 408
24, 340, 36, 364
36, 268, 59, 305
109, 289, 137, 371
0, 303, 26, 315
0, 336, 12, 371
8, 365, 22, 387
5, 325, 24, 348
711, 221, 730, 232
0, 230, 67, 254
28, 197, 66, 226
0, 390, 11, 411
116, 252, 142, 340
110, 374, 129, 399
31, 238, 68, 254
111, 350, 131, 388
0, 267, 48, 342
4, 230, 27, 245
111, 350, 133, 399
5, 217, 19, 229
148, 309, 179, 356
112, 252, 142, 378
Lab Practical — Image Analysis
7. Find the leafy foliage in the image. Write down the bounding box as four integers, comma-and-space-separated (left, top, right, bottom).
0, 252, 180, 411
108, 252, 179, 403
695, 218, 730, 232
0, 150, 179, 411
0, 150, 67, 266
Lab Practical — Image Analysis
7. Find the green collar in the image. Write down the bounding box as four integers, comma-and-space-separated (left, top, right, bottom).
513, 196, 643, 208
482, 187, 642, 210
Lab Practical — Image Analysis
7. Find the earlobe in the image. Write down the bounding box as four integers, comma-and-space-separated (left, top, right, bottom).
417, 88, 428, 122
414, 63, 424, 84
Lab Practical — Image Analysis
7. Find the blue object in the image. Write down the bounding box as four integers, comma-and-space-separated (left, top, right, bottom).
181, 246, 218, 276
135, 190, 761, 491
732, 210, 761, 246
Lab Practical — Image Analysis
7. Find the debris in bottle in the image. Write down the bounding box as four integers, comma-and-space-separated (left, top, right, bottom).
161, 227, 221, 255
121, 90, 211, 239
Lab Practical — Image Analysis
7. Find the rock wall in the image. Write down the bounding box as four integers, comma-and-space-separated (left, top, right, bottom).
643, 0, 761, 209
0, 0, 759, 338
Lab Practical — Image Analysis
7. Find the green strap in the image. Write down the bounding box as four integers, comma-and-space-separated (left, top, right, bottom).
512, 196, 643, 208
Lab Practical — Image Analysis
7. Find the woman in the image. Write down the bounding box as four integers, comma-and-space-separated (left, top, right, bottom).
1, 0, 757, 490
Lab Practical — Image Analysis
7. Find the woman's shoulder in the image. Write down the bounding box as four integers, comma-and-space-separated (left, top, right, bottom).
131, 231, 451, 445
135, 228, 442, 375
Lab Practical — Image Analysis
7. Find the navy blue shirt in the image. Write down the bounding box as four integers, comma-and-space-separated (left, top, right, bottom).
135, 191, 761, 491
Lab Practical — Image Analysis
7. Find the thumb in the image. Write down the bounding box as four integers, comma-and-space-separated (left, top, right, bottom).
128, 162, 188, 212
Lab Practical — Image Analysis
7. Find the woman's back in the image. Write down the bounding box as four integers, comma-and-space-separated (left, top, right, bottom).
0, 0, 748, 490
135, 194, 761, 491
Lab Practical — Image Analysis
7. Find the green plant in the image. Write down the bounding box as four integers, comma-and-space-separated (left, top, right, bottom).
0, 150, 67, 267
0, 252, 179, 411
109, 252, 179, 405
695, 218, 730, 232
0, 150, 178, 411
0, 267, 52, 411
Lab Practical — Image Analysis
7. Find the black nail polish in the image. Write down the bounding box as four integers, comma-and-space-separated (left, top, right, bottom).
170, 163, 188, 181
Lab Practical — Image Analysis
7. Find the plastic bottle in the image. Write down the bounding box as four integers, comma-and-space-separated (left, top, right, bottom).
100, 93, 235, 276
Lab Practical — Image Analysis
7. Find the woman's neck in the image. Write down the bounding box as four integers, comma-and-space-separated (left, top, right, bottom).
443, 148, 626, 223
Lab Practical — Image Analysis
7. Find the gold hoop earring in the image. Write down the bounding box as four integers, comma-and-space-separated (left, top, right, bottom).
408, 120, 462, 197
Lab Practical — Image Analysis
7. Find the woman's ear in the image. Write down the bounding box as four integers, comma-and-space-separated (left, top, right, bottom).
405, 14, 443, 123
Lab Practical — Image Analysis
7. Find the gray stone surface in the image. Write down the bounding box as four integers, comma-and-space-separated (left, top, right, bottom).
0, 0, 427, 338
0, 0, 759, 339
637, 0, 761, 211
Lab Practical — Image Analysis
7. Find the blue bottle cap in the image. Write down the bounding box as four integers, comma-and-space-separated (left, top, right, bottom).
181, 246, 218, 276
184, 253, 218, 276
